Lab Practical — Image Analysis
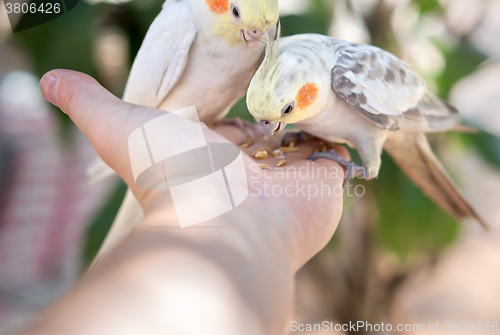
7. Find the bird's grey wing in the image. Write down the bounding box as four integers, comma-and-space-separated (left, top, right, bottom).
123, 0, 197, 107
331, 43, 458, 132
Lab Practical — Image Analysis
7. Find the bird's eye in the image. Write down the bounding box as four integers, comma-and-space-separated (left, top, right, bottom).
282, 101, 295, 115
231, 4, 240, 19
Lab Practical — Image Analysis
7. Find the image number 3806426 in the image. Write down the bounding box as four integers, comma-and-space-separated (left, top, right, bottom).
3, 0, 79, 33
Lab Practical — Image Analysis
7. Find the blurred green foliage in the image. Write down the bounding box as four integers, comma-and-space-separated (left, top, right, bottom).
14, 2, 95, 80
341, 144, 458, 259
373, 152, 458, 257
462, 132, 500, 170
83, 180, 127, 266
413, 0, 441, 14
437, 40, 488, 99
6, 0, 499, 266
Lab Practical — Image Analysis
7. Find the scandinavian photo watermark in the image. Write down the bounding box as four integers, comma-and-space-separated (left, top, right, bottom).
290, 320, 499, 332
249, 161, 367, 200
128, 106, 249, 228
3, 0, 79, 33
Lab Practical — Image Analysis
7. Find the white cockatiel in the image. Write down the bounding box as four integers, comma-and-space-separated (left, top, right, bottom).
89, 0, 279, 266
247, 34, 488, 228
124, 0, 278, 123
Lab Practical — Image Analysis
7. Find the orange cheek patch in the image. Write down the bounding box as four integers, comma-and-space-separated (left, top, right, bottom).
206, 0, 229, 14
296, 82, 319, 109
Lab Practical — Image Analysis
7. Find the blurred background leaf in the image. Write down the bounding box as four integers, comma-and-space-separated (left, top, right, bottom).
83, 180, 127, 267
437, 39, 488, 99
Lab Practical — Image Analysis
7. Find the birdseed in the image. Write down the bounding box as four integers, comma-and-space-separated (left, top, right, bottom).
252, 147, 273, 157
254, 151, 269, 159
279, 146, 300, 153
240, 137, 254, 148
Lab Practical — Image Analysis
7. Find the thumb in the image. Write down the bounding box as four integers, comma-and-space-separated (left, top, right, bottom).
39, 69, 163, 187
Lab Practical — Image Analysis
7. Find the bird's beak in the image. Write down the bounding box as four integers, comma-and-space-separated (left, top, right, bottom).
258, 120, 286, 136
241, 29, 268, 48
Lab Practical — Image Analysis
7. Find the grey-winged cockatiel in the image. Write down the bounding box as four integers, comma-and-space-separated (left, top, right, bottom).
246, 33, 488, 229
88, 0, 279, 266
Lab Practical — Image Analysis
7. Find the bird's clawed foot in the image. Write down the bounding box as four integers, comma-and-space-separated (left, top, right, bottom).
281, 131, 316, 147
214, 118, 263, 140
309, 149, 371, 187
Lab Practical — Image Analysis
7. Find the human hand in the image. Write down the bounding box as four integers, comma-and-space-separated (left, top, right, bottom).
29, 69, 346, 335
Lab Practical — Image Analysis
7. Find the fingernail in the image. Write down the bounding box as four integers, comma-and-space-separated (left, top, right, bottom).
41, 73, 59, 107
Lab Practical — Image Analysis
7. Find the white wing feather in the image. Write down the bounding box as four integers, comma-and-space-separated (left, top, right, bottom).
123, 0, 197, 107
88, 1, 197, 184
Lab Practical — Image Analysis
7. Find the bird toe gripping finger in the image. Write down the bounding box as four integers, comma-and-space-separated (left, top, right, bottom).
281, 131, 316, 147
309, 149, 368, 187
215, 118, 262, 140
